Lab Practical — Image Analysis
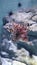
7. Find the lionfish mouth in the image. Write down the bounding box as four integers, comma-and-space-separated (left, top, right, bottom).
3, 22, 28, 41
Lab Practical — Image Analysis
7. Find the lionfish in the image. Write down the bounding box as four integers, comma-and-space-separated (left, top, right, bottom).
3, 22, 28, 42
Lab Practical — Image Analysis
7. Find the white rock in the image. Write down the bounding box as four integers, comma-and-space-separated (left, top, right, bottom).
13, 60, 26, 65
9, 40, 17, 52
32, 15, 37, 21
1, 58, 12, 65
32, 55, 37, 62
24, 19, 36, 25
3, 22, 13, 30
2, 39, 17, 52
29, 24, 37, 31
1, 52, 9, 56
11, 12, 32, 22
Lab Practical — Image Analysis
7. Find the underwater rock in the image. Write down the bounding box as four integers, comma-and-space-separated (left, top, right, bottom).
12, 12, 32, 22
1, 39, 17, 59
3, 17, 9, 25
2, 28, 11, 40
15, 48, 29, 62
2, 39, 17, 52
28, 31, 37, 41
0, 57, 26, 65
1, 58, 12, 65
3, 11, 33, 23
0, 56, 2, 65
0, 51, 9, 58
25, 8, 36, 13
29, 24, 37, 31
2, 39, 11, 50
17, 41, 37, 57
13, 60, 26, 65
8, 40, 17, 53
3, 15, 13, 26
24, 19, 36, 25
32, 15, 37, 22
16, 48, 29, 57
